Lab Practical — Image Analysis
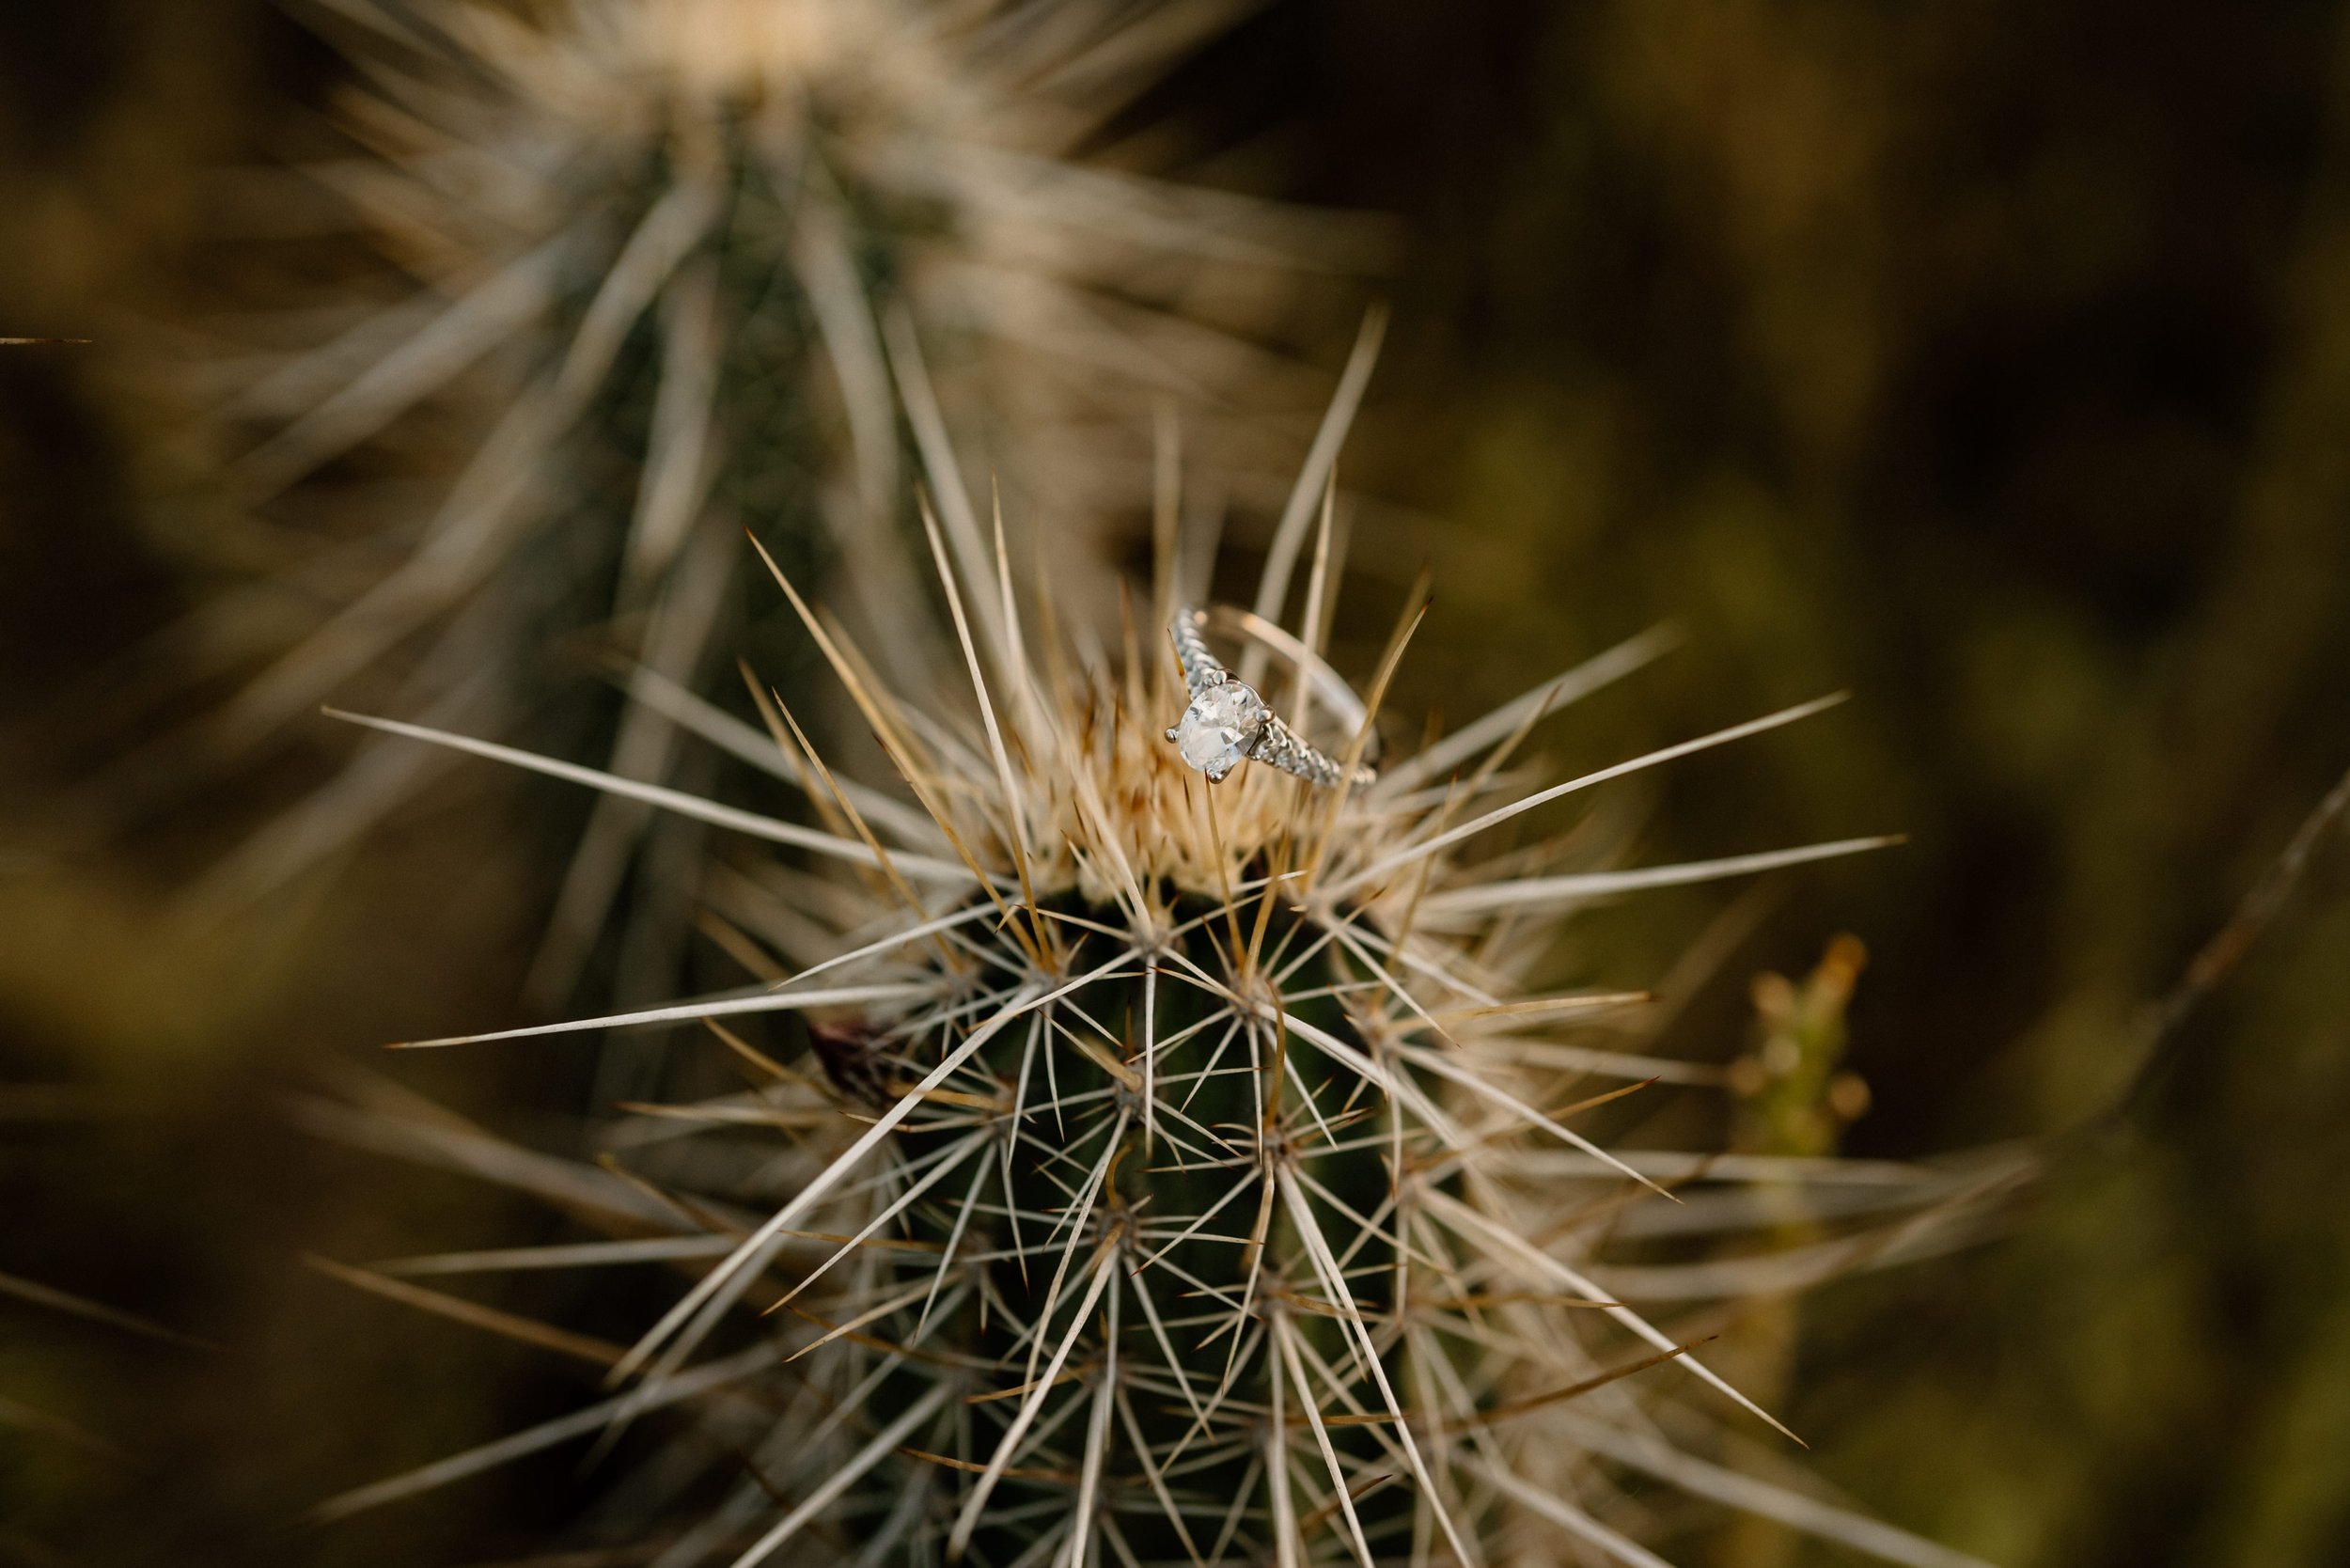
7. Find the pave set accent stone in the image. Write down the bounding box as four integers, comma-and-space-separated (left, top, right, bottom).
1167, 680, 1267, 781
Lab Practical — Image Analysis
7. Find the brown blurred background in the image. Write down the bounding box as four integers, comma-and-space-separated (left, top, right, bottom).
6, 3, 2350, 1565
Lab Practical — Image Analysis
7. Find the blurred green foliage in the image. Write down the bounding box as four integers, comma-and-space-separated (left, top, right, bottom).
1267, 5, 2350, 1564
6, 2, 2350, 1565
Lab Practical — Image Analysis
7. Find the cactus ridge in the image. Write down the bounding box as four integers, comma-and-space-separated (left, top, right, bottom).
842, 882, 1409, 1566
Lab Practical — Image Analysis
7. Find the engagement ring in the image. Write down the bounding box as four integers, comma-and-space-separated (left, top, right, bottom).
1164, 606, 1374, 789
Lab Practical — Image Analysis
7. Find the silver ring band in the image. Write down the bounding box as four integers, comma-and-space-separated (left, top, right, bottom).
1164, 606, 1374, 789
1170, 606, 1226, 697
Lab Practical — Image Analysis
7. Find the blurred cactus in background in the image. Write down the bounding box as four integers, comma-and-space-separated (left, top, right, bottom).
123, 0, 1370, 991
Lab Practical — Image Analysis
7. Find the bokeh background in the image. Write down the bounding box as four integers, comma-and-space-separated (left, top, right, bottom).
6, 3, 2350, 1565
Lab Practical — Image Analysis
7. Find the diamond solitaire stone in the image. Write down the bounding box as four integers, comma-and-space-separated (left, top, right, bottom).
1167, 680, 1267, 781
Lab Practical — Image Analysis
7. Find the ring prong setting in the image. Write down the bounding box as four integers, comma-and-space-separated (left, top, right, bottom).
1168, 679, 1268, 783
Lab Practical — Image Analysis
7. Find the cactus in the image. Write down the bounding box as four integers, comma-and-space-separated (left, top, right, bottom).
157, 0, 1365, 964
299, 389, 2007, 1566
